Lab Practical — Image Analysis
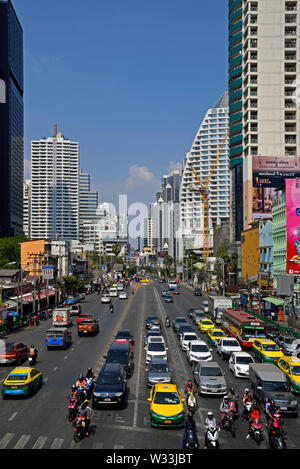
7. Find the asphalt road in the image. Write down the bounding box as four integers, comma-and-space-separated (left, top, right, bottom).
0, 283, 299, 450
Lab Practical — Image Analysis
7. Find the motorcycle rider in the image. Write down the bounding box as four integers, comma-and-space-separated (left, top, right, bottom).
29, 344, 37, 362
76, 374, 87, 403
182, 413, 199, 448
266, 399, 278, 431
246, 401, 261, 439
185, 379, 195, 395
69, 385, 79, 400
204, 411, 217, 449
218, 396, 231, 431
110, 302, 114, 313
86, 368, 95, 380
242, 387, 253, 419
76, 399, 92, 437
165, 316, 170, 327
228, 387, 239, 418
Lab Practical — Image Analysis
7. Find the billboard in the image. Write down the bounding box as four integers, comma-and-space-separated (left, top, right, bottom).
253, 156, 300, 188
42, 266, 54, 280
286, 179, 300, 275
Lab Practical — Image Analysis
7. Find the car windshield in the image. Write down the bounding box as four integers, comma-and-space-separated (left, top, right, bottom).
116, 332, 130, 340
106, 350, 129, 364
223, 340, 239, 347
149, 364, 168, 373
147, 332, 161, 339
184, 335, 197, 341
236, 356, 253, 364
262, 344, 280, 352
191, 345, 209, 352
176, 319, 186, 324
7, 374, 28, 381
201, 367, 222, 377
284, 337, 295, 344
202, 321, 212, 326
98, 373, 121, 385
147, 316, 158, 322
291, 365, 300, 375
211, 331, 225, 337
148, 343, 165, 352
154, 392, 180, 405
263, 381, 289, 392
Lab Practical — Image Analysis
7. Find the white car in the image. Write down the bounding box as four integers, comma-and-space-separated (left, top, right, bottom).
101, 294, 111, 304
180, 332, 198, 351
186, 340, 213, 366
145, 340, 168, 364
228, 351, 255, 378
216, 337, 242, 360
117, 284, 124, 291
119, 291, 127, 299
148, 336, 165, 346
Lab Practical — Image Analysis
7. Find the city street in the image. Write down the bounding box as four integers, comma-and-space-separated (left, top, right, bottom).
0, 283, 299, 450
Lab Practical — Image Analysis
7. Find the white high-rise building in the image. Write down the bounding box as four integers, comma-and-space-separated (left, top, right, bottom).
23, 179, 31, 238
30, 125, 79, 242
179, 92, 230, 260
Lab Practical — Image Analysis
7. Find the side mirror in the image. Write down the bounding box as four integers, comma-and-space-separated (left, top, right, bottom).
103, 355, 107, 359
147, 398, 151, 402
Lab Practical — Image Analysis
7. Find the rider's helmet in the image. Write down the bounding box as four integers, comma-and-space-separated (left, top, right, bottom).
244, 388, 250, 394
87, 368, 93, 374
187, 380, 193, 388
207, 411, 214, 420
229, 387, 235, 395
79, 374, 84, 381
224, 395, 229, 403
80, 400, 89, 409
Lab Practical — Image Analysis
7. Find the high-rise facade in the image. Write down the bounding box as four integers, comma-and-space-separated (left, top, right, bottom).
179, 92, 230, 259
30, 126, 79, 242
23, 179, 31, 237
79, 168, 99, 241
0, 0, 24, 237
229, 0, 300, 241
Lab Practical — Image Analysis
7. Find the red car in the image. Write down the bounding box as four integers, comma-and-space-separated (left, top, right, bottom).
173, 290, 181, 295
76, 314, 93, 325
0, 342, 29, 365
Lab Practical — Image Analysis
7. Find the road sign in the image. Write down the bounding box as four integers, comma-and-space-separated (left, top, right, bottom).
102, 265, 107, 271
42, 266, 54, 280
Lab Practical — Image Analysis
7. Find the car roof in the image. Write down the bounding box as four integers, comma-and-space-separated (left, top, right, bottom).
175, 317, 186, 321
100, 363, 122, 374
281, 356, 300, 365
149, 358, 169, 365
254, 338, 275, 344
153, 383, 177, 392
108, 342, 130, 351
199, 361, 221, 368
189, 340, 207, 345
10, 367, 34, 374
231, 351, 252, 357
182, 332, 197, 337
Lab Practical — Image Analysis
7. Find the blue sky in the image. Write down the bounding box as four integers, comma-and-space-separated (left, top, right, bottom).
15, 0, 228, 206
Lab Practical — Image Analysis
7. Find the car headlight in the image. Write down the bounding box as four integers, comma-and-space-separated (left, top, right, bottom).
114, 392, 123, 397
93, 392, 101, 397
291, 400, 298, 406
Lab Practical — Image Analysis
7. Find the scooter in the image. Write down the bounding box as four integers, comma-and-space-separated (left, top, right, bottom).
28, 354, 37, 366
68, 397, 79, 422
268, 413, 287, 449
165, 319, 170, 328
224, 411, 235, 438
206, 426, 219, 449
243, 399, 253, 420
249, 418, 263, 446
73, 416, 88, 442
184, 429, 200, 449
86, 378, 95, 399
187, 393, 197, 415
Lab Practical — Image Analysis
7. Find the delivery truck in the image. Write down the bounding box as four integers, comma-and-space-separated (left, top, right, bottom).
204, 295, 233, 325
52, 307, 72, 327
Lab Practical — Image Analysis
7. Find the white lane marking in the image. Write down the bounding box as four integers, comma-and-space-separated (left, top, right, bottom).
32, 436, 48, 449
0, 433, 15, 449
50, 438, 64, 449
13, 434, 31, 449
64, 356, 68, 360
71, 348, 75, 352
53, 366, 58, 371
114, 445, 124, 449
43, 377, 48, 383
8, 412, 17, 421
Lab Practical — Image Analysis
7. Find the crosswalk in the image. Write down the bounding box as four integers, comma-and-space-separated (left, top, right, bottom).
0, 432, 124, 450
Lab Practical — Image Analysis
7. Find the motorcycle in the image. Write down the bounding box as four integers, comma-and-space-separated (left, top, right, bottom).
110, 304, 114, 313
28, 355, 37, 366
243, 398, 253, 420
184, 429, 199, 449
206, 426, 219, 449
268, 413, 287, 449
86, 378, 95, 399
187, 393, 197, 415
223, 411, 235, 437
73, 416, 88, 442
165, 319, 170, 328
249, 418, 263, 446
68, 397, 79, 422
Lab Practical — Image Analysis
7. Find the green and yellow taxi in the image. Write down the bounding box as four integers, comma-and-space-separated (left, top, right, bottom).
207, 328, 227, 346
197, 318, 215, 334
277, 356, 300, 393
148, 383, 185, 428
252, 338, 284, 364
2, 367, 43, 398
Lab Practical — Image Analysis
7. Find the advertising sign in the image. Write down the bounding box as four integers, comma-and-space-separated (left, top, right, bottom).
42, 265, 54, 280
286, 179, 300, 275
253, 156, 300, 188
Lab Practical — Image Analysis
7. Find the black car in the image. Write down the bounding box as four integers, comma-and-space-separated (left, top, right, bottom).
173, 317, 187, 332
165, 295, 173, 303
104, 342, 134, 377
115, 329, 134, 346
177, 325, 194, 338
145, 315, 161, 329
92, 363, 127, 409
194, 288, 202, 296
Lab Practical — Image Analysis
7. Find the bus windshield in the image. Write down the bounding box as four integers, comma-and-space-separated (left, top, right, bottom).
243, 327, 266, 339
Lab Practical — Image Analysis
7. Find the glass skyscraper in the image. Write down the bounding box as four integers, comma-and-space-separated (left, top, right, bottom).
0, 0, 24, 237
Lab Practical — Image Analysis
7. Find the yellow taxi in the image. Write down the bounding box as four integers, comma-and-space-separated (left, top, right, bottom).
198, 318, 215, 334
148, 383, 185, 428
252, 338, 284, 364
277, 356, 300, 394
2, 367, 43, 398
140, 279, 149, 284
207, 328, 227, 346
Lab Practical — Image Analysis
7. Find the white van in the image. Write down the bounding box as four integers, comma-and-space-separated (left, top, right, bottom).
109, 287, 118, 297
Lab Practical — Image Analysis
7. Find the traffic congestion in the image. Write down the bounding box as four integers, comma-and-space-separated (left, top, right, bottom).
0, 274, 300, 449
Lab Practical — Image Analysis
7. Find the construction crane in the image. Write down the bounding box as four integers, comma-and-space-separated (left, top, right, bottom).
189, 130, 229, 263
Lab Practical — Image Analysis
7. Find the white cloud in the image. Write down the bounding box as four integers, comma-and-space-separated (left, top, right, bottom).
126, 165, 158, 187
168, 160, 182, 172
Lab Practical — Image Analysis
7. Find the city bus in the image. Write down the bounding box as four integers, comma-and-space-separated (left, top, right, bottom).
168, 280, 178, 291
222, 309, 267, 349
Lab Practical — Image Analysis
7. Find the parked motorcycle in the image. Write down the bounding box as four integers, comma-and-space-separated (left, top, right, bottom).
68, 397, 79, 422
249, 419, 263, 446
206, 426, 219, 449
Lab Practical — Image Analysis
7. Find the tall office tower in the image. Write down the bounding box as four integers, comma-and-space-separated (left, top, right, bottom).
30, 125, 79, 242
179, 92, 230, 260
161, 169, 182, 202
0, 0, 24, 237
79, 168, 99, 241
23, 179, 31, 237
228, 0, 300, 241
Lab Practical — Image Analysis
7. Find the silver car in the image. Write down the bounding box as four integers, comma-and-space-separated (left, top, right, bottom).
145, 358, 172, 387
193, 361, 227, 396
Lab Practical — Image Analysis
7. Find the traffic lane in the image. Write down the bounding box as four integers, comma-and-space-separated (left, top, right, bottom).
161, 285, 300, 449
0, 292, 136, 447
86, 284, 184, 449
158, 286, 270, 449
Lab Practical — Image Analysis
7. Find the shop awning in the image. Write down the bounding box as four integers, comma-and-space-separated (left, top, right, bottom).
262, 297, 284, 306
